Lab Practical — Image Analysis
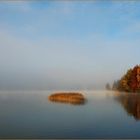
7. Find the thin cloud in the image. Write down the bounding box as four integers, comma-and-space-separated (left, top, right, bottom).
0, 1, 32, 13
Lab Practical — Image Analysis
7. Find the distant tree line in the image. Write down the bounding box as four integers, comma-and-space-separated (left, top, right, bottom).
106, 83, 111, 90
112, 65, 140, 93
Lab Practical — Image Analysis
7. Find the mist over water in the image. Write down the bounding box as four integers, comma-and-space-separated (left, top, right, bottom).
1, 1, 140, 139
0, 90, 140, 138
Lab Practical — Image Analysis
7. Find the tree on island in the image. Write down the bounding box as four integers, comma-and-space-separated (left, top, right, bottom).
114, 65, 140, 93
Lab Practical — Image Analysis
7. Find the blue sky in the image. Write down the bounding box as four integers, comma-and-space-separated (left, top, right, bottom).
0, 1, 140, 90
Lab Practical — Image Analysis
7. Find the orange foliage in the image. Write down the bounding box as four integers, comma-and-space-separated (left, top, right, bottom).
118, 65, 140, 93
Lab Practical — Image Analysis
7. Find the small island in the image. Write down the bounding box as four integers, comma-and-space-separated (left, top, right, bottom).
48, 92, 86, 105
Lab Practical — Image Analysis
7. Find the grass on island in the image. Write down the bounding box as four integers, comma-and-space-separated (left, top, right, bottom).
48, 92, 86, 105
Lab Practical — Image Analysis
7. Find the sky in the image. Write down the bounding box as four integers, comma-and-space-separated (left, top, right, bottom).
0, 1, 140, 90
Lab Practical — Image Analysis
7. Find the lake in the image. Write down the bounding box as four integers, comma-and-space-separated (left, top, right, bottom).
0, 90, 140, 139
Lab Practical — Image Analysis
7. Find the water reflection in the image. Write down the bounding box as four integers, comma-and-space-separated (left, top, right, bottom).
48, 98, 87, 105
115, 92, 140, 120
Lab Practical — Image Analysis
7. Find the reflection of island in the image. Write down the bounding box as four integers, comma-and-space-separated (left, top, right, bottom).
48, 92, 86, 105
115, 92, 140, 120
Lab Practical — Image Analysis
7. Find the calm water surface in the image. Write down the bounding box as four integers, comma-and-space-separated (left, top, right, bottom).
0, 90, 140, 139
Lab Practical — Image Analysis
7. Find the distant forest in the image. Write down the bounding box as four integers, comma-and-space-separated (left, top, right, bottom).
106, 65, 140, 93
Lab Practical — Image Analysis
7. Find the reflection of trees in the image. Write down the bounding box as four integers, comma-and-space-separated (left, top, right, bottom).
115, 93, 140, 120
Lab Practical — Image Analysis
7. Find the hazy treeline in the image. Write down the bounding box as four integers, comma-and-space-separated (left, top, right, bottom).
108, 65, 140, 93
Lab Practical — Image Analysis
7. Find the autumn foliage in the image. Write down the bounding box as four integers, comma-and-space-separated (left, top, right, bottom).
114, 65, 140, 93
